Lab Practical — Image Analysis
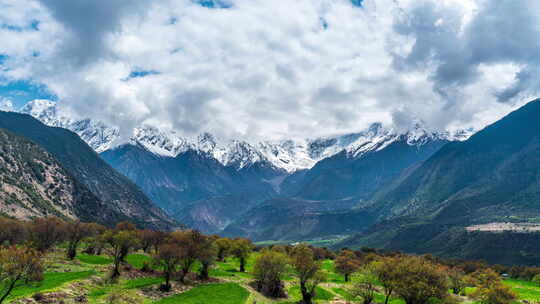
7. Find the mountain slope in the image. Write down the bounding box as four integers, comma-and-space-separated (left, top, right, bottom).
339, 98, 540, 264
0, 111, 177, 229
222, 197, 373, 241
375, 98, 540, 223
0, 128, 118, 222
285, 129, 450, 200
100, 143, 284, 232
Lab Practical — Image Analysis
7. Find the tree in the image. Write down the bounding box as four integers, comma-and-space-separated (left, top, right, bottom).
103, 230, 139, 279
312, 247, 335, 260
153, 243, 182, 291
231, 238, 253, 272
27, 216, 66, 252
470, 268, 516, 304
84, 232, 107, 256
138, 229, 158, 253
0, 246, 44, 303
82, 223, 107, 255
350, 265, 378, 304
197, 235, 217, 280
290, 244, 326, 304
253, 249, 289, 298
169, 230, 205, 283
114, 223, 138, 263
392, 256, 448, 304
335, 249, 362, 282
115, 221, 137, 231
372, 257, 400, 304
65, 221, 95, 260
448, 267, 467, 295
215, 238, 232, 262
470, 268, 502, 289
0, 217, 26, 246
271, 245, 290, 255
151, 231, 168, 254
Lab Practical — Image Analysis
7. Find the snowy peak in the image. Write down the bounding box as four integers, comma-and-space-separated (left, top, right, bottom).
20, 99, 59, 125
132, 127, 190, 157
258, 140, 319, 172
18, 100, 473, 173
20, 100, 120, 153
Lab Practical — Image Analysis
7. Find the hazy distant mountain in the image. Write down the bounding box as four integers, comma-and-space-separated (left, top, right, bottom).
0, 111, 177, 229
223, 127, 452, 241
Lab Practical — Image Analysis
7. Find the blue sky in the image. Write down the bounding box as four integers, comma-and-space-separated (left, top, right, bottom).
0, 0, 363, 111
0, 51, 54, 109
0, 79, 56, 109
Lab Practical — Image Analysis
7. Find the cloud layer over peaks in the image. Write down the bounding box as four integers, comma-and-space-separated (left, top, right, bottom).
0, 0, 538, 141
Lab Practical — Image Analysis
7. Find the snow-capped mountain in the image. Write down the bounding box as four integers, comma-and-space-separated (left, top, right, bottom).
15, 99, 476, 234
18, 99, 472, 173
19, 100, 120, 153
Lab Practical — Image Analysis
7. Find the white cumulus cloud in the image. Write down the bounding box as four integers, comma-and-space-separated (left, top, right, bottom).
0, 0, 538, 141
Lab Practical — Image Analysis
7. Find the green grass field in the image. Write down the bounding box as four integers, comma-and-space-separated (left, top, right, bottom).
8, 248, 540, 304
503, 279, 540, 302
154, 283, 249, 304
125, 253, 153, 269
78, 253, 112, 265
7, 271, 95, 301
288, 285, 334, 302
86, 277, 165, 303
124, 277, 165, 289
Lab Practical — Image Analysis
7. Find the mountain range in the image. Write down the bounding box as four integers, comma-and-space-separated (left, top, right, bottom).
16, 99, 469, 236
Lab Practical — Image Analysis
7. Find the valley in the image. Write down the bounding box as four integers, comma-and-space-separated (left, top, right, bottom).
7, 98, 540, 266
1, 216, 540, 304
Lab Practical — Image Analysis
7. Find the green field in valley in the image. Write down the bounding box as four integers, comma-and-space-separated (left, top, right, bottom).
5, 248, 540, 304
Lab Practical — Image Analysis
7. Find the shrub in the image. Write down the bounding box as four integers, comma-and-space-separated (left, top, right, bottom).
32, 292, 45, 302
106, 290, 143, 304
391, 256, 448, 304
474, 284, 517, 304
0, 246, 44, 304
533, 273, 540, 286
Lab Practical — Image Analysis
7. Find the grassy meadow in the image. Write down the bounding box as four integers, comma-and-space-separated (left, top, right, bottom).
4, 248, 540, 304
